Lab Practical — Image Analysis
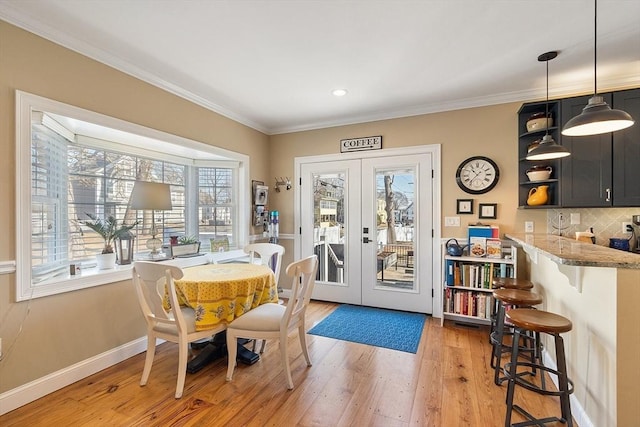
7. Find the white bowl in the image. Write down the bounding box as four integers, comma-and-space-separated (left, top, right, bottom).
526, 170, 552, 181
526, 117, 553, 132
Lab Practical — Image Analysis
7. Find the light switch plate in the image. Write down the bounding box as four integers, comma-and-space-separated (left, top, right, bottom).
570, 213, 581, 225
445, 216, 460, 227
525, 221, 534, 233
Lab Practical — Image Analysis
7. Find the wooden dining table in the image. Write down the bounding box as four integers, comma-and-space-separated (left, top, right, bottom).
173, 263, 278, 332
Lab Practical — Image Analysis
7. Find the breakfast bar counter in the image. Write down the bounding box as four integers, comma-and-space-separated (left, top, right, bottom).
505, 233, 640, 269
504, 233, 640, 427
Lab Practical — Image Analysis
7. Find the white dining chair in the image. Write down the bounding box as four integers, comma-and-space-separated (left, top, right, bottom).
243, 242, 286, 352
226, 255, 319, 390
132, 261, 225, 398
244, 242, 285, 284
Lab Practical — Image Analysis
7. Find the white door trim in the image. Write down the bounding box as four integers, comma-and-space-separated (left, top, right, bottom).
294, 144, 442, 316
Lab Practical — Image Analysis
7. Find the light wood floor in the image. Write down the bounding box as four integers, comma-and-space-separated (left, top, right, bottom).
0, 301, 574, 426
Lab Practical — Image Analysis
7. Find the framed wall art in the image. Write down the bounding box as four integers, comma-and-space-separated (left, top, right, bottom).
479, 203, 497, 219
456, 199, 473, 214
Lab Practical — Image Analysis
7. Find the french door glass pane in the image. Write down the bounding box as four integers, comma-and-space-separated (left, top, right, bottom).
375, 167, 415, 290
312, 172, 346, 285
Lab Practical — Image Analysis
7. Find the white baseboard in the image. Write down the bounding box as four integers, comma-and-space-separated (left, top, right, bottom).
0, 337, 149, 416
542, 350, 593, 427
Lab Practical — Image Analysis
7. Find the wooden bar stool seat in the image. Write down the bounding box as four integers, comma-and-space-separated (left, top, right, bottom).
491, 289, 543, 385
489, 279, 534, 345
504, 308, 574, 427
493, 277, 534, 290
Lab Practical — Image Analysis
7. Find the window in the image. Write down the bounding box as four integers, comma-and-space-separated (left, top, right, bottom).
16, 91, 249, 301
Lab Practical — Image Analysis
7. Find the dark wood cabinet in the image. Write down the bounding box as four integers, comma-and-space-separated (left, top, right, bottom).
612, 89, 640, 206
560, 94, 613, 207
517, 101, 561, 208
518, 88, 640, 208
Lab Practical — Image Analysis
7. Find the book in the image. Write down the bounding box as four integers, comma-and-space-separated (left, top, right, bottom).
469, 236, 487, 257
486, 238, 502, 259
445, 259, 455, 285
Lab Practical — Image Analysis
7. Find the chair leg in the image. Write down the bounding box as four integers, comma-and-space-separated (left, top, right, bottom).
226, 330, 238, 382
175, 337, 188, 399
299, 324, 312, 367
259, 339, 267, 354
280, 331, 293, 390
140, 335, 156, 386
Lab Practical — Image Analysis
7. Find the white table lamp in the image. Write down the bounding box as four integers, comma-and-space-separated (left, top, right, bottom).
130, 181, 172, 256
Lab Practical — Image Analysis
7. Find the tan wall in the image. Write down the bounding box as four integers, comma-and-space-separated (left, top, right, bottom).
0, 21, 270, 392
269, 104, 547, 238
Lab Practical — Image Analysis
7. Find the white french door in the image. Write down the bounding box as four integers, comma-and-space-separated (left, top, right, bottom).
297, 149, 435, 313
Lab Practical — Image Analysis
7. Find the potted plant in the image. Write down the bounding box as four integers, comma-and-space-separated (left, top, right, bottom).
170, 235, 201, 257
81, 213, 138, 269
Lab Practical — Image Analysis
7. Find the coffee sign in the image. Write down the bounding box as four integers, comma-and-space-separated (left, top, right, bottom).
340, 135, 382, 153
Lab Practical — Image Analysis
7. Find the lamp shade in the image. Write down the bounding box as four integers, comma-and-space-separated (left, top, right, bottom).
525, 134, 571, 161
130, 181, 172, 210
561, 95, 635, 136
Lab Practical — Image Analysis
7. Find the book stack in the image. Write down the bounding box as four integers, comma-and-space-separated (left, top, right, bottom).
468, 225, 500, 258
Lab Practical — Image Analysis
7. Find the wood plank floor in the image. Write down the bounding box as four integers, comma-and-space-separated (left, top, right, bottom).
0, 301, 575, 426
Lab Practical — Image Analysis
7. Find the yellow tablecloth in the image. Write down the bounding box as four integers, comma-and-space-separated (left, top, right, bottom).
174, 263, 278, 331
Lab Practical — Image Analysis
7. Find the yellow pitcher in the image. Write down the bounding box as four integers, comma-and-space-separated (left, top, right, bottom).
527, 185, 549, 206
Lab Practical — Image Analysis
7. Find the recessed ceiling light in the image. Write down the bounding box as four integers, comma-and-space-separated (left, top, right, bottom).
332, 89, 348, 97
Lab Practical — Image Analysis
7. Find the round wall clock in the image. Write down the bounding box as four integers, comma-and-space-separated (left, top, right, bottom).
455, 156, 500, 194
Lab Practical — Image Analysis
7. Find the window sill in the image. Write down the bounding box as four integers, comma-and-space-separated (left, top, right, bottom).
22, 250, 249, 301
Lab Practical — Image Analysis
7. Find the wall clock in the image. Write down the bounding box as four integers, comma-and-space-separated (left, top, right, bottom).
455, 156, 500, 194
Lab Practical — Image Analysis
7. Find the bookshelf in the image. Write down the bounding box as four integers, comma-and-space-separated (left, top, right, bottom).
441, 242, 518, 326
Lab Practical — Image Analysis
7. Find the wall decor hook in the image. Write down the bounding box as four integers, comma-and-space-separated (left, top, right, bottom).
274, 177, 291, 192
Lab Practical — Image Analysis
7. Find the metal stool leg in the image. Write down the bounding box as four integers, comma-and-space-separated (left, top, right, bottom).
504, 328, 521, 426
555, 334, 573, 426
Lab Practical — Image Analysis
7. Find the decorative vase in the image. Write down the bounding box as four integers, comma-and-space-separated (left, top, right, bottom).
96, 252, 117, 269
527, 185, 549, 206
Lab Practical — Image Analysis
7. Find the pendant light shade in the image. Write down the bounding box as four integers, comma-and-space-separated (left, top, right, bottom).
561, 0, 635, 137
562, 95, 634, 136
526, 134, 571, 161
526, 51, 570, 161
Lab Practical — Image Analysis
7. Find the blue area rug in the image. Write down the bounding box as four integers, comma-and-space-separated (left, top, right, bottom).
308, 305, 426, 353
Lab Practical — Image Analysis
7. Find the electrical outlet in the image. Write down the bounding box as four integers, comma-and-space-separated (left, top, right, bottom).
525, 221, 534, 233
570, 213, 581, 225
445, 216, 460, 227
622, 222, 632, 233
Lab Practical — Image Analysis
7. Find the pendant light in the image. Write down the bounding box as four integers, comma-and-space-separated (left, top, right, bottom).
562, 0, 634, 136
526, 51, 571, 161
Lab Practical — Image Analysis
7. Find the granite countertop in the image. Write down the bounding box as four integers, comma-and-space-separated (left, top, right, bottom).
506, 233, 640, 269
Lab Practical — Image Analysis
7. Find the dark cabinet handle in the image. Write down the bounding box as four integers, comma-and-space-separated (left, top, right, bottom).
605, 188, 611, 202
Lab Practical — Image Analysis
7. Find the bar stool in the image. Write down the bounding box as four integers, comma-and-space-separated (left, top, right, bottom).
491, 289, 543, 386
493, 277, 534, 290
504, 308, 574, 427
490, 278, 535, 340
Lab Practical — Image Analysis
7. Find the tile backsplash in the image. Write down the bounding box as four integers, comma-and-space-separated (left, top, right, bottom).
546, 207, 640, 248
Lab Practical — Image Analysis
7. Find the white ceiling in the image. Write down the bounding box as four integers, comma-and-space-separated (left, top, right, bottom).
1, 0, 639, 135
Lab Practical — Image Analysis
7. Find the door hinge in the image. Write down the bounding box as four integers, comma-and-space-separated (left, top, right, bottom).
299, 227, 302, 234
431, 289, 434, 297
431, 229, 434, 237
299, 177, 302, 185
432, 169, 434, 178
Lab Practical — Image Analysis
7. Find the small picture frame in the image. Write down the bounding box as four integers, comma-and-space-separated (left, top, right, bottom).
479, 203, 497, 219
456, 199, 473, 214
253, 182, 269, 206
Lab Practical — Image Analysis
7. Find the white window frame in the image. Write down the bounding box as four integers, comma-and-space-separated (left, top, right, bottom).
15, 91, 250, 301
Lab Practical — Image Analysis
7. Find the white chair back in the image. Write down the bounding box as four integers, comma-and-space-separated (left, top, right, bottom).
244, 243, 285, 283
132, 261, 186, 334
282, 255, 318, 330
